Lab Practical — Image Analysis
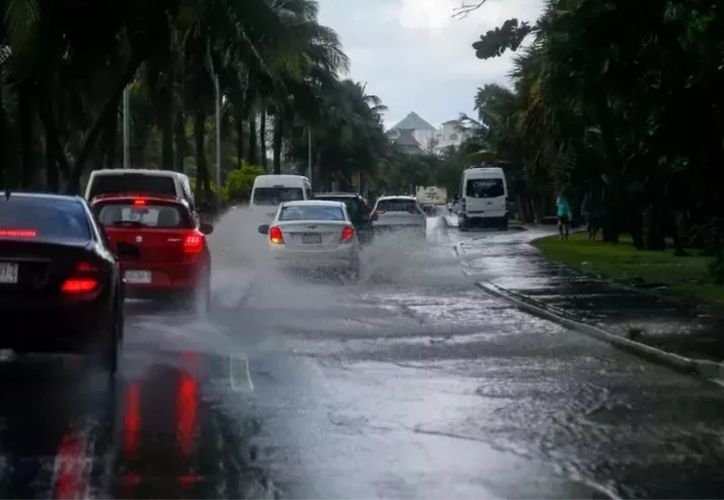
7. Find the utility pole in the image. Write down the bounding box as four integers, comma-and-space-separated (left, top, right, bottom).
307, 127, 313, 187
214, 73, 222, 211
123, 87, 130, 169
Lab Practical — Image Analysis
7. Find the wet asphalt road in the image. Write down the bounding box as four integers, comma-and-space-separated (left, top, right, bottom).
2, 211, 724, 498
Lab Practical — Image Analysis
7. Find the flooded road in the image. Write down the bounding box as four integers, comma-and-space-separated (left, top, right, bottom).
2, 210, 724, 498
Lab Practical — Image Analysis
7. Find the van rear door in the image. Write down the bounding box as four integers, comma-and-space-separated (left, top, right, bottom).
464, 176, 506, 218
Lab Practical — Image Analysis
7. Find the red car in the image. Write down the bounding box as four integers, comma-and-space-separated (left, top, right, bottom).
91, 194, 212, 311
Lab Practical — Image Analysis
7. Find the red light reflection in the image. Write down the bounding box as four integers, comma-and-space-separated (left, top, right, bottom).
52, 433, 86, 499
176, 373, 199, 456
124, 383, 141, 456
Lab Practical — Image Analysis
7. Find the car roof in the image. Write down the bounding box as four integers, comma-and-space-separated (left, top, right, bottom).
377, 195, 417, 201
281, 200, 344, 208
253, 175, 310, 187
2, 192, 84, 204
315, 192, 360, 198
90, 193, 185, 205
90, 169, 184, 178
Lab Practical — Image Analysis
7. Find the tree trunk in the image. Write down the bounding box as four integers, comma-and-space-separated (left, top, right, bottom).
161, 105, 173, 169
174, 113, 185, 173
45, 138, 59, 191
259, 109, 267, 170
18, 84, 33, 189
194, 108, 210, 207
273, 114, 283, 175
0, 76, 6, 187
248, 114, 258, 165
236, 109, 244, 168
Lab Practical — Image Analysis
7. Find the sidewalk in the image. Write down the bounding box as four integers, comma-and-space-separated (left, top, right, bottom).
454, 222, 724, 364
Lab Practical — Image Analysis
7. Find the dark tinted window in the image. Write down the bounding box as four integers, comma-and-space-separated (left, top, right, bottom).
377, 199, 420, 213
89, 174, 176, 199
0, 197, 90, 240
279, 205, 345, 221
253, 187, 304, 206
96, 203, 192, 229
466, 178, 504, 198
316, 197, 367, 222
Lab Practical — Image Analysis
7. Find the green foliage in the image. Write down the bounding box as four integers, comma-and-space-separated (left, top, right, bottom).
534, 233, 724, 305
225, 162, 265, 202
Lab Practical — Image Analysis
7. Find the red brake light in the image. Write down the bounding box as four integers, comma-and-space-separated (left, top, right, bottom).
61, 278, 98, 294
76, 262, 98, 272
0, 228, 37, 238
133, 199, 146, 207
341, 226, 355, 242
183, 232, 204, 254
269, 226, 284, 245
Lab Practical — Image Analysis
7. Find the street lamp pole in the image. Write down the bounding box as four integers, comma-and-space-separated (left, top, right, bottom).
214, 73, 222, 211
307, 127, 312, 187
123, 87, 130, 169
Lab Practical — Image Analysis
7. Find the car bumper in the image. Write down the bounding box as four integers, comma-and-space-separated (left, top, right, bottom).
0, 298, 112, 353
120, 259, 208, 296
269, 245, 358, 269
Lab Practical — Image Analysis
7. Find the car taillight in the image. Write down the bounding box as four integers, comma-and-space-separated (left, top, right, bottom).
341, 226, 355, 242
133, 198, 147, 207
183, 232, 204, 254
373, 210, 385, 217
61, 262, 101, 294
61, 278, 98, 294
269, 226, 284, 245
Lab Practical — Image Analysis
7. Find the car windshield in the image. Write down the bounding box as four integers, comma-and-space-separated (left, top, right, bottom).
0, 198, 90, 241
466, 179, 504, 198
96, 203, 191, 229
279, 205, 345, 221
377, 199, 419, 213
252, 187, 304, 206
88, 174, 177, 199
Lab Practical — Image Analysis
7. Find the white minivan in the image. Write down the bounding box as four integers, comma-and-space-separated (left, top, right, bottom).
458, 167, 508, 230
249, 175, 313, 221
85, 169, 195, 211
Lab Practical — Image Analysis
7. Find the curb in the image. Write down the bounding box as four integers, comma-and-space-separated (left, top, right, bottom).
477, 280, 724, 385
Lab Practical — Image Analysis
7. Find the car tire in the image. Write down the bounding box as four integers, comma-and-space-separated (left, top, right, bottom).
459, 216, 468, 232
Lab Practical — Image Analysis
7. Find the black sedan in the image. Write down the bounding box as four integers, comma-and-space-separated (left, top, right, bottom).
314, 192, 373, 244
0, 193, 123, 373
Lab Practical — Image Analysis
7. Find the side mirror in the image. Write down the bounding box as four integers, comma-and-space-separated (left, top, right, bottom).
200, 222, 214, 235
258, 224, 270, 235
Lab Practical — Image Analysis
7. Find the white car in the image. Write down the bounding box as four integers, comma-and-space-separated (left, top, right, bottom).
258, 200, 360, 277
370, 196, 426, 236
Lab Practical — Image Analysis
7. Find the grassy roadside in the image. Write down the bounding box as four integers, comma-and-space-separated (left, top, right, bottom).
532, 232, 724, 305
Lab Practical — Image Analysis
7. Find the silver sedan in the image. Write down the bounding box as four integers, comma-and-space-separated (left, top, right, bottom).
258, 200, 360, 278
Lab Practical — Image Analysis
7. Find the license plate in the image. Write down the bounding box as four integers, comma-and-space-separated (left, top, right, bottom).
124, 270, 152, 284
0, 262, 18, 284
302, 233, 322, 244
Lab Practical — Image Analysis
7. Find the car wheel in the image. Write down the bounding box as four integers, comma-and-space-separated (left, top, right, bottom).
459, 216, 468, 232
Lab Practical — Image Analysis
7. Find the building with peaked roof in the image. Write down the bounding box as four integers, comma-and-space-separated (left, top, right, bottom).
386, 112, 437, 152
386, 112, 472, 156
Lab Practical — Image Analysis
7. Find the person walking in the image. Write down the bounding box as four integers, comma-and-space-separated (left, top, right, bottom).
556, 193, 573, 240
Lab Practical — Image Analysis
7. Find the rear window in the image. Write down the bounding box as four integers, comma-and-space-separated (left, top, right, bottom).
279, 205, 345, 221
96, 203, 192, 229
88, 174, 177, 200
0, 198, 90, 240
252, 187, 304, 206
466, 178, 504, 198
377, 199, 420, 213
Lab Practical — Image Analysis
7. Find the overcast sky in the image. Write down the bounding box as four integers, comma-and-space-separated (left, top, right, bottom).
317, 0, 544, 130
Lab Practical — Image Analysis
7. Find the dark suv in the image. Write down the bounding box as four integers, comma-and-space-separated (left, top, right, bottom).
314, 193, 373, 244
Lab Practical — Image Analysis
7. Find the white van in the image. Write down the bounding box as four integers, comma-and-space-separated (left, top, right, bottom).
249, 175, 313, 221
458, 167, 508, 230
85, 169, 195, 211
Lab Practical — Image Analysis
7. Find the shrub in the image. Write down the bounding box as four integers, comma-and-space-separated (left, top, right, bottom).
225, 163, 266, 202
